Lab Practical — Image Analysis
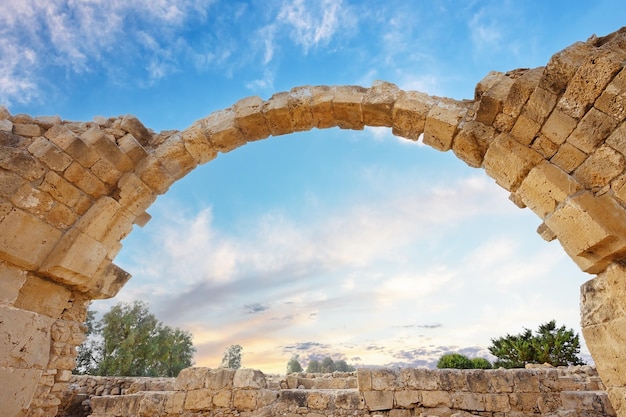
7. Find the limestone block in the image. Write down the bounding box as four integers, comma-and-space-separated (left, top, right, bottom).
584, 317, 626, 388
561, 390, 615, 415
120, 115, 153, 146
28, 137, 72, 171
451, 392, 485, 411
184, 388, 214, 410
0, 208, 62, 270
14, 123, 42, 137
332, 85, 366, 130
394, 389, 421, 408
203, 108, 245, 153
371, 369, 400, 390
0, 306, 52, 368
165, 391, 186, 413
438, 370, 467, 391
39, 171, 84, 209
175, 367, 212, 390
541, 108, 578, 145
206, 368, 235, 389
595, 67, 626, 121
423, 99, 467, 152
531, 134, 559, 159
362, 81, 401, 127
64, 162, 108, 198
567, 107, 618, 153
558, 49, 625, 119
508, 392, 540, 412
517, 161, 582, 218
310, 85, 336, 129
0, 119, 13, 131
607, 122, 626, 156
0, 147, 46, 181
550, 143, 587, 173
233, 389, 258, 410
399, 368, 439, 391
0, 169, 25, 201
475, 73, 514, 125
574, 144, 624, 189
234, 368, 266, 389
545, 192, 626, 273
234, 96, 271, 141
181, 123, 217, 166
502, 67, 544, 118
539, 41, 594, 94
114, 173, 157, 217
523, 87, 558, 124
137, 391, 170, 416
289, 86, 315, 131
474, 71, 504, 100
335, 390, 360, 409
420, 390, 451, 408
90, 157, 122, 186
133, 211, 151, 227
510, 112, 541, 145
0, 367, 43, 417
87, 262, 132, 299
484, 133, 543, 191
81, 127, 134, 172
580, 264, 626, 327
357, 368, 372, 391
154, 133, 198, 180
0, 260, 27, 304
392, 90, 435, 140
134, 155, 175, 195
75, 196, 132, 245
11, 182, 54, 216
362, 390, 393, 411
263, 92, 294, 136
465, 370, 491, 393
280, 390, 307, 407
493, 112, 515, 132
308, 391, 330, 409
483, 393, 511, 412
607, 387, 626, 417
389, 409, 411, 417
117, 133, 148, 164
452, 121, 496, 168
14, 275, 71, 318
45, 125, 99, 168
40, 228, 109, 287
213, 389, 232, 407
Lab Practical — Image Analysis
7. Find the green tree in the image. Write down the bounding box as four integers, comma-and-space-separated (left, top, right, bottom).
489, 320, 585, 368
320, 356, 336, 373
471, 357, 492, 369
306, 359, 321, 373
74, 301, 195, 377
437, 353, 474, 369
335, 359, 356, 372
220, 344, 243, 369
286, 354, 303, 374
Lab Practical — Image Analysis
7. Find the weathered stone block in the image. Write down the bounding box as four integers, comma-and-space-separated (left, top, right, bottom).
541, 108, 578, 145
400, 368, 439, 391
289, 86, 315, 131
120, 115, 153, 146
394, 389, 421, 408
154, 133, 198, 180
517, 161, 582, 218
39, 171, 84, 209
362, 390, 393, 411
595, 67, 626, 121
0, 306, 52, 368
233, 389, 257, 410
181, 123, 217, 165
0, 367, 43, 417
134, 155, 175, 195
524, 87, 558, 124
175, 367, 211, 390
503, 67, 544, 118
362, 81, 400, 127
574, 144, 624, 189
263, 92, 294, 136
580, 264, 626, 327
45, 125, 99, 168
234, 95, 271, 140
483, 393, 511, 412
357, 368, 372, 391
28, 137, 72, 171
307, 391, 330, 409
64, 162, 108, 198
117, 133, 148, 164
531, 134, 559, 159
332, 85, 366, 130
392, 90, 435, 140
90, 157, 122, 186
213, 389, 232, 407
607, 122, 626, 156
508, 392, 539, 412
206, 368, 235, 389
539, 41, 593, 94
0, 147, 46, 181
310, 85, 335, 129
567, 107, 618, 153
484, 133, 543, 191
80, 127, 134, 172
451, 392, 485, 411
475, 72, 514, 125
0, 260, 27, 305
420, 390, 451, 408
510, 112, 541, 145
551, 142, 587, 173
14, 275, 71, 318
114, 173, 157, 217
184, 388, 214, 410
0, 208, 61, 270
423, 100, 467, 151
234, 368, 266, 389
203, 108, 246, 153
14, 123, 42, 137
11, 182, 54, 217
452, 121, 496, 168
372, 368, 400, 390
558, 48, 625, 119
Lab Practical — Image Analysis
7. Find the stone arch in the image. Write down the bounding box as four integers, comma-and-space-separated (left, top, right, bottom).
2, 27, 626, 417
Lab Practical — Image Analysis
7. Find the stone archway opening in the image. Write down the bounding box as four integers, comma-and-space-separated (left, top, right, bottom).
2, 27, 626, 417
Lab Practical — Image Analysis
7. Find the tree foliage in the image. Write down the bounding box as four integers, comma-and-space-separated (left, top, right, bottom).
220, 344, 243, 369
488, 320, 585, 368
304, 356, 355, 373
287, 355, 303, 374
74, 301, 195, 377
437, 353, 474, 369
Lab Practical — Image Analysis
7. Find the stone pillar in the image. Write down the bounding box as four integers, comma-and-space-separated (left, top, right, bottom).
581, 262, 626, 416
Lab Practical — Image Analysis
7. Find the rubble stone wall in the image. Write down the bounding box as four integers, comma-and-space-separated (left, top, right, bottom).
79, 366, 615, 417
2, 27, 626, 417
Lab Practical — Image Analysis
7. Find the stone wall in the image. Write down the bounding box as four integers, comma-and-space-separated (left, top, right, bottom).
73, 366, 614, 417
2, 27, 626, 417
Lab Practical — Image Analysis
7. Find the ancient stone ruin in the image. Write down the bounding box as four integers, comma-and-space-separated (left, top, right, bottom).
1, 26, 626, 417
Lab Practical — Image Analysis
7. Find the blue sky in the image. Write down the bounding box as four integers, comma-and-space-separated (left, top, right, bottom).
2, 1, 623, 372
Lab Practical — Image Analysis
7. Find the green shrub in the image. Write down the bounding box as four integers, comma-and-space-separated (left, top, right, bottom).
436, 353, 474, 369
